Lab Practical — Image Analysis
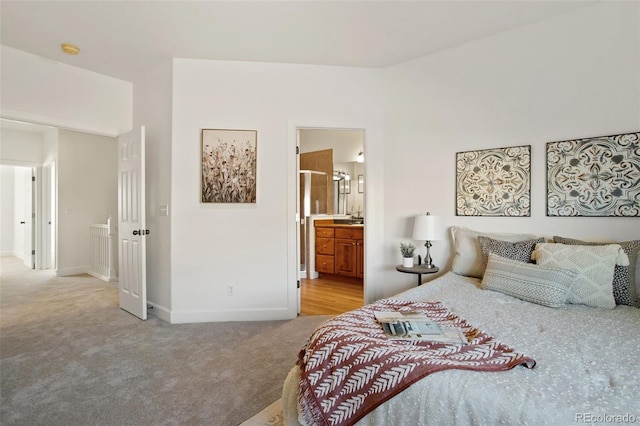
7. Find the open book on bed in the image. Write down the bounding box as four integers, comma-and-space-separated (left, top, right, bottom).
373, 310, 467, 343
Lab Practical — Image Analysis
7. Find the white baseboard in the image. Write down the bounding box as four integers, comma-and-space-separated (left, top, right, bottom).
0, 251, 15, 257
87, 271, 119, 283
168, 307, 297, 324
147, 301, 171, 322
56, 265, 90, 276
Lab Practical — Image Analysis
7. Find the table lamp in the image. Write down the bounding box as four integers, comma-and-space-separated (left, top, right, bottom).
412, 212, 439, 269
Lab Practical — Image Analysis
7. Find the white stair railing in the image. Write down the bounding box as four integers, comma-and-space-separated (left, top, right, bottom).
89, 222, 118, 282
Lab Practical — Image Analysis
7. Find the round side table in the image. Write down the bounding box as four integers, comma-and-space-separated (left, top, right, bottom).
395, 264, 439, 286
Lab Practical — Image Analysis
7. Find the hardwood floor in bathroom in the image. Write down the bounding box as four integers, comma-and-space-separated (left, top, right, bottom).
300, 276, 364, 315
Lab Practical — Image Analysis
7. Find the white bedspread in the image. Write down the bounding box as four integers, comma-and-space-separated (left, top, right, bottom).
283, 272, 640, 425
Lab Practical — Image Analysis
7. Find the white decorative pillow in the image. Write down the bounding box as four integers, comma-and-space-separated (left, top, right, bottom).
553, 236, 640, 307
481, 253, 573, 308
532, 243, 629, 309
450, 226, 538, 278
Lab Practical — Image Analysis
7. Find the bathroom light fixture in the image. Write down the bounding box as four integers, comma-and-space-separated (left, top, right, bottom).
356, 151, 364, 163
412, 212, 439, 269
61, 43, 80, 55
333, 170, 350, 181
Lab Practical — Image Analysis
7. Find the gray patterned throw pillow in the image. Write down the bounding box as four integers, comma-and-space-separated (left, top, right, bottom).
478, 236, 545, 271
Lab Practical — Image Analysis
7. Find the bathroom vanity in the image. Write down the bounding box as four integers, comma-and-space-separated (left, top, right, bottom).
314, 221, 364, 280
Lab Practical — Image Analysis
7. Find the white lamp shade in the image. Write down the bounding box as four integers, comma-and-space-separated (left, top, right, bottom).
412, 214, 439, 241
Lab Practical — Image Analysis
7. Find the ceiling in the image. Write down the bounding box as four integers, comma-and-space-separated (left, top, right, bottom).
0, 1, 595, 83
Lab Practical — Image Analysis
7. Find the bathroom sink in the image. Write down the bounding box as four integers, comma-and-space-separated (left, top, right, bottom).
333, 218, 364, 225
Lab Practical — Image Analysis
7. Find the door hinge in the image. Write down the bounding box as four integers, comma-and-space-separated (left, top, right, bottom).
297, 280, 300, 289
32, 176, 36, 182
296, 146, 299, 154
32, 250, 35, 255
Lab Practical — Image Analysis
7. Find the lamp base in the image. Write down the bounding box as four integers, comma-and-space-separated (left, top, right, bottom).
424, 240, 434, 269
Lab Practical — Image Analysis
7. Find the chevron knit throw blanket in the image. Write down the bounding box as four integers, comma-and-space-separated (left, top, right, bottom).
297, 299, 536, 426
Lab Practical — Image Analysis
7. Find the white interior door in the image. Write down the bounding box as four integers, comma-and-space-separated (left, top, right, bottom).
118, 126, 147, 320
296, 131, 301, 314
23, 169, 34, 269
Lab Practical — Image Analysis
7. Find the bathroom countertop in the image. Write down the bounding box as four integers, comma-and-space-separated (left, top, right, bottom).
314, 223, 364, 228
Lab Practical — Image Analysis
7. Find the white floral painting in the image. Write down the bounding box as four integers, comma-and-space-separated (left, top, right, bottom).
201, 129, 257, 203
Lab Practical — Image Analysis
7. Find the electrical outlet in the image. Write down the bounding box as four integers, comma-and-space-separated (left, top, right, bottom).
227, 285, 235, 296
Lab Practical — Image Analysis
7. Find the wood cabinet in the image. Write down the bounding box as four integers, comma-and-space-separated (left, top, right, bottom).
315, 225, 363, 279
335, 228, 363, 278
315, 227, 335, 274
356, 240, 364, 279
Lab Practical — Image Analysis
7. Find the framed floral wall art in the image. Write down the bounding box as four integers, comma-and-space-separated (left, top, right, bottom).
546, 132, 639, 217
201, 129, 257, 203
456, 145, 531, 216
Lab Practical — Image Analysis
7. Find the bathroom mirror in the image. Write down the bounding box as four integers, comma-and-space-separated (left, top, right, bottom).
333, 161, 364, 216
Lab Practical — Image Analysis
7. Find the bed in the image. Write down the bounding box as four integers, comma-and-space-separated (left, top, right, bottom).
282, 227, 640, 425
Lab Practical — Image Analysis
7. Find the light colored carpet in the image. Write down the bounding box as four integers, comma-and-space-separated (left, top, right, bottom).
0, 257, 327, 425
239, 399, 284, 426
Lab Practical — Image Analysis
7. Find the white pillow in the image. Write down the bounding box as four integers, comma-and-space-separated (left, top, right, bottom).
450, 226, 538, 278
482, 253, 573, 308
532, 243, 629, 309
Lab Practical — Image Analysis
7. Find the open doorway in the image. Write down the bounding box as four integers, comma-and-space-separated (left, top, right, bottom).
1, 119, 58, 271
1, 118, 117, 278
0, 164, 54, 270
297, 128, 365, 315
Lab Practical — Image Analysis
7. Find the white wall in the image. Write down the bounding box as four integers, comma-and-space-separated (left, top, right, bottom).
132, 61, 174, 319
42, 129, 58, 166
381, 1, 640, 296
56, 130, 118, 275
0, 166, 15, 256
0, 128, 43, 166
0, 46, 133, 137
169, 59, 385, 322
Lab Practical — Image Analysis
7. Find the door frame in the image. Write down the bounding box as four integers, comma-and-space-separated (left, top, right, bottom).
288, 120, 369, 316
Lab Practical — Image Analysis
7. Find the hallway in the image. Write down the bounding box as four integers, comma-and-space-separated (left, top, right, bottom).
300, 276, 363, 315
